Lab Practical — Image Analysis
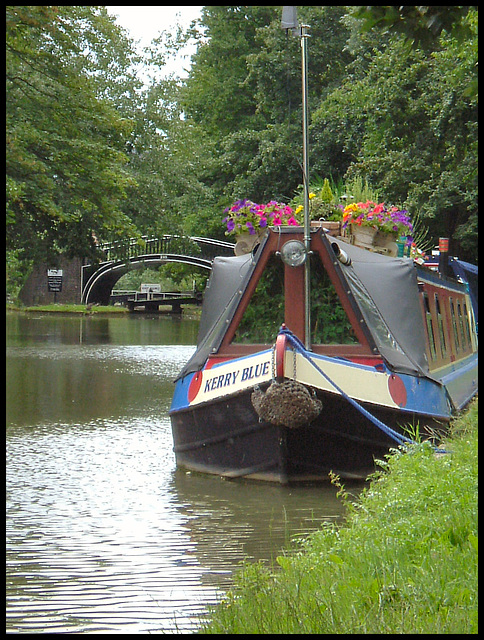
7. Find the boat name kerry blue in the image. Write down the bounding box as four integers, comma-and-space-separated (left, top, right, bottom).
204, 360, 271, 393
186, 352, 273, 406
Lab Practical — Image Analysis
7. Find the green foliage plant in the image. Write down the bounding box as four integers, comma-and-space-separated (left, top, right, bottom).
199, 398, 478, 634
290, 176, 344, 222
310, 7, 477, 261
342, 175, 380, 205
319, 177, 334, 204
6, 6, 140, 264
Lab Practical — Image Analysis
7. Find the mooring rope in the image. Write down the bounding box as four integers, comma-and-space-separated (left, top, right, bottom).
278, 326, 449, 453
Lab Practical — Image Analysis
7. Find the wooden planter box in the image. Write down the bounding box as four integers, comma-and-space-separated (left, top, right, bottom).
310, 220, 341, 237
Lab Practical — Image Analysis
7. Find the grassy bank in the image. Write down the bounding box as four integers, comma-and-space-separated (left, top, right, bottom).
199, 399, 478, 634
7, 303, 202, 317
7, 303, 128, 314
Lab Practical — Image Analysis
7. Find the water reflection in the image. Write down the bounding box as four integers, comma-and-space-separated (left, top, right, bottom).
6, 313, 357, 634
7, 311, 199, 346
7, 417, 212, 633
171, 470, 344, 574
6, 343, 195, 426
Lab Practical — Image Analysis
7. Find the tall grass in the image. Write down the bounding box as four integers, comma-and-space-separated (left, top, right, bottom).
199, 399, 478, 634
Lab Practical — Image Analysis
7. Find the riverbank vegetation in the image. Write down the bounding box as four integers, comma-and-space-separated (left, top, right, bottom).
6, 302, 202, 318
7, 303, 128, 314
199, 398, 478, 634
6, 7, 478, 300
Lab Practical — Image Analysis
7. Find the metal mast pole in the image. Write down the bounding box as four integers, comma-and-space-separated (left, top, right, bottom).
301, 23, 311, 350
281, 8, 311, 349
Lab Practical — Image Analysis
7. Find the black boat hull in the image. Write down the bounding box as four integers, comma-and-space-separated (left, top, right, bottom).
170, 386, 446, 483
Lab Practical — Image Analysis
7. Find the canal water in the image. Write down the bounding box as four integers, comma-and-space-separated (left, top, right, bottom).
6, 312, 355, 634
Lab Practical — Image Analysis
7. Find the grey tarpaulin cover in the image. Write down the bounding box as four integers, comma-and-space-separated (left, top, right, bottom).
177, 231, 447, 381
328, 235, 430, 378
449, 257, 478, 323
176, 251, 256, 380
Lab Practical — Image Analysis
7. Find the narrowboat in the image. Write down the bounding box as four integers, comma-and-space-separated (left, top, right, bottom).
170, 8, 477, 483
169, 225, 478, 482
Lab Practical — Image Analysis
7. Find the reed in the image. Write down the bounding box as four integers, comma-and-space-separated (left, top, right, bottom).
199, 399, 478, 634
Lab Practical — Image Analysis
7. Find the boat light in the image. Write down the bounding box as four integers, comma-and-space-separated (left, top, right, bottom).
331, 242, 351, 265
279, 240, 307, 267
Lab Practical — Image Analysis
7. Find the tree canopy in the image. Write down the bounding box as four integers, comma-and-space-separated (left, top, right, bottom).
6, 6, 142, 264
6, 5, 478, 280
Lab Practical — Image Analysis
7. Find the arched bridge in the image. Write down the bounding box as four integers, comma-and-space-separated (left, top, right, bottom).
81, 235, 235, 305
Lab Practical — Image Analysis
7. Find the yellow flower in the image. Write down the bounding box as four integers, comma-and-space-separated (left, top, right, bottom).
309, 192, 316, 199
295, 205, 303, 215
343, 203, 360, 213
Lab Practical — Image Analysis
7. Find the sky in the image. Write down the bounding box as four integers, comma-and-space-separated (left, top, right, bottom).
105, 6, 203, 78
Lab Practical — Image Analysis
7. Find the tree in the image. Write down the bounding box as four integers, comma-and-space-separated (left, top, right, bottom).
7, 4, 477, 273
6, 6, 140, 264
311, 8, 478, 261
179, 6, 352, 210
349, 5, 478, 49
181, 6, 276, 138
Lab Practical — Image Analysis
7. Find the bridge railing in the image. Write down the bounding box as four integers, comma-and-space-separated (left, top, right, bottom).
99, 235, 234, 263
100, 235, 196, 261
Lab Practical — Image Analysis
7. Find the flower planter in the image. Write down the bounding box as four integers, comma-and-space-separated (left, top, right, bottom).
234, 232, 264, 255
374, 230, 398, 257
311, 220, 342, 237
350, 225, 378, 249
349, 226, 399, 256
342, 201, 413, 257
224, 199, 299, 249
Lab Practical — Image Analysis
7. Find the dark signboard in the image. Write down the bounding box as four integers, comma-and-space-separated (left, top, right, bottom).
47, 269, 63, 292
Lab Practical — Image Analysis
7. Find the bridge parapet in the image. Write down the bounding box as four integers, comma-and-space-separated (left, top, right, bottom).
99, 235, 234, 263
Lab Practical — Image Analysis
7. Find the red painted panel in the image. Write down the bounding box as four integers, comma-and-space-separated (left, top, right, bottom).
388, 374, 407, 407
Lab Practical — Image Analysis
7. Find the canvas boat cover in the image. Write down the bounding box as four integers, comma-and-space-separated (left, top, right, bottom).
176, 251, 257, 380
449, 257, 478, 323
177, 232, 474, 382
329, 235, 429, 377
